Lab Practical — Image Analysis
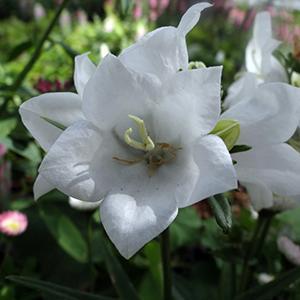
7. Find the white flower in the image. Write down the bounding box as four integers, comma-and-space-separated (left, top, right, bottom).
223, 12, 288, 109
245, 11, 287, 82
20, 3, 237, 258
222, 82, 300, 211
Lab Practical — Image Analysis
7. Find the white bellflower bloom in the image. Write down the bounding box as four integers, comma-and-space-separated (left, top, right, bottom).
20, 3, 237, 258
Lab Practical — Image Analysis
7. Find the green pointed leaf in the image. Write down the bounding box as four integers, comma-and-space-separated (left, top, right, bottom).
236, 267, 300, 300
6, 276, 115, 300
210, 119, 240, 151
230, 145, 252, 154
208, 194, 232, 234
0, 118, 17, 138
101, 235, 140, 300
39, 206, 88, 263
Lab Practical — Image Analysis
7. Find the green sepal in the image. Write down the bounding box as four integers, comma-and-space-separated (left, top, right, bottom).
208, 194, 232, 234
210, 119, 240, 151
230, 144, 252, 154
41, 116, 67, 130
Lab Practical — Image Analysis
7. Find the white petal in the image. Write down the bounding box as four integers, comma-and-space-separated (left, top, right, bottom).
69, 197, 102, 211
119, 3, 211, 81
19, 92, 83, 151
253, 12, 272, 47
177, 2, 212, 36
181, 135, 237, 207
120, 27, 187, 82
33, 174, 54, 200
100, 193, 178, 259
234, 143, 300, 197
242, 181, 274, 211
158, 67, 222, 138
223, 72, 259, 109
83, 53, 160, 130
222, 83, 300, 146
246, 11, 286, 82
39, 120, 103, 202
74, 53, 96, 98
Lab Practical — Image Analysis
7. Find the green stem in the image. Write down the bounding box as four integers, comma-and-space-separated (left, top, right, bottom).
11, 0, 70, 92
161, 228, 172, 300
239, 210, 274, 293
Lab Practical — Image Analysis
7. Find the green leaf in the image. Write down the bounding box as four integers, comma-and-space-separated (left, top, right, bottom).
6, 276, 115, 300
6, 40, 33, 62
210, 119, 240, 151
39, 206, 88, 263
208, 194, 232, 234
170, 207, 202, 249
10, 199, 34, 210
0, 138, 41, 163
230, 145, 252, 154
0, 118, 17, 138
0, 285, 15, 300
236, 267, 300, 300
101, 235, 140, 300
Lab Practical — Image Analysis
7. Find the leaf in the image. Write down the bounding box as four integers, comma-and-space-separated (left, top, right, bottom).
39, 206, 88, 263
0, 138, 41, 163
210, 119, 240, 151
6, 276, 115, 300
0, 118, 17, 138
6, 40, 33, 62
230, 145, 252, 154
208, 194, 232, 234
170, 207, 202, 249
10, 199, 34, 210
236, 267, 300, 300
101, 234, 140, 300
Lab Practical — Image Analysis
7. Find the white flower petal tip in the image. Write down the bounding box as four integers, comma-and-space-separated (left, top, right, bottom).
74, 52, 96, 98
178, 2, 212, 36
33, 174, 54, 201
100, 194, 178, 259
69, 197, 102, 211
19, 92, 83, 151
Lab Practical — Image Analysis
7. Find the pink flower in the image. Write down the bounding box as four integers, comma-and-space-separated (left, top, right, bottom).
0, 144, 6, 157
0, 211, 28, 236
229, 8, 246, 26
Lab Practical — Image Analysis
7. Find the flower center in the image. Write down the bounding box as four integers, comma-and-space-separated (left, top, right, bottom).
113, 115, 180, 176
2, 219, 22, 233
124, 115, 155, 151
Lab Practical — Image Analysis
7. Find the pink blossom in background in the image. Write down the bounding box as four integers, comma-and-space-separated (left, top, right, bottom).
35, 78, 71, 93
229, 7, 247, 26
0, 144, 6, 157
0, 211, 28, 236
148, 0, 170, 21
133, 0, 143, 19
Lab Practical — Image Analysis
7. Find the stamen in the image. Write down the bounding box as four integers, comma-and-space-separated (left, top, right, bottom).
124, 115, 155, 151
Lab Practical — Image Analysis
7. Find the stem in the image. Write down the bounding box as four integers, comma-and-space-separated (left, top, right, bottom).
161, 228, 172, 300
11, 0, 70, 92
239, 210, 274, 293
